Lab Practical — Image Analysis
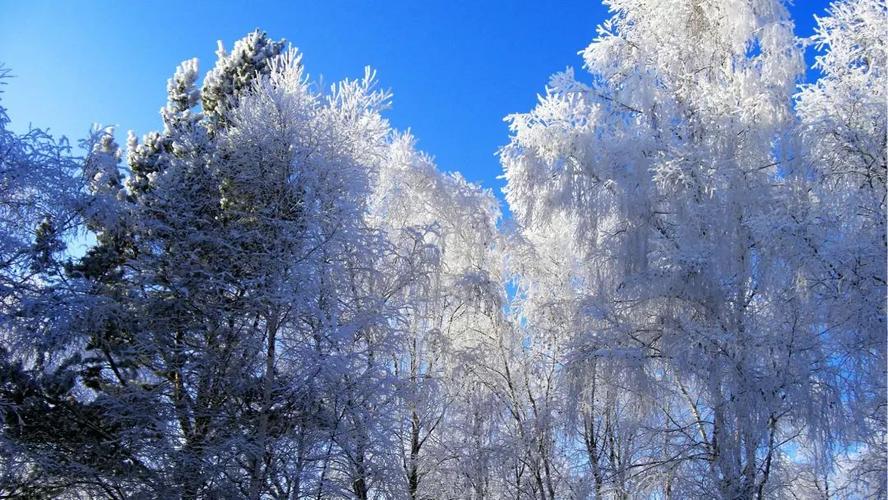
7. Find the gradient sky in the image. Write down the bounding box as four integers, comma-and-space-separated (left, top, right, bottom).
1, 1, 829, 205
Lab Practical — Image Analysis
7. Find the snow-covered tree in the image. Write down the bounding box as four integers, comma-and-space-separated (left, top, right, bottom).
0, 65, 82, 318
795, 0, 887, 495
2, 3, 885, 498
0, 66, 90, 498
369, 133, 505, 499
3, 32, 401, 499
500, 1, 872, 498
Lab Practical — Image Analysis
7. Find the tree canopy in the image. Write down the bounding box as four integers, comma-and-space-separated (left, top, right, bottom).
0, 2, 885, 498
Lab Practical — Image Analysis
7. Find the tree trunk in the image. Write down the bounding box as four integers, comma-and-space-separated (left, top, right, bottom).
250, 313, 279, 500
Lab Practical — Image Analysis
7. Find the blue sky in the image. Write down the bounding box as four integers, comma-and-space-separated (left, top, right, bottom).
1, 1, 829, 204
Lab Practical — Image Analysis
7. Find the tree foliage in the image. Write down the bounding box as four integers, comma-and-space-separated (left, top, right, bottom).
0, 2, 885, 498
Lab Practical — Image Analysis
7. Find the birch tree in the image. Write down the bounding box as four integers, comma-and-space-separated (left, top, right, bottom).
795, 0, 887, 496
500, 1, 858, 497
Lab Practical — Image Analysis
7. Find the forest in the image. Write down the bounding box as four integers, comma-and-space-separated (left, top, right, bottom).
0, 0, 885, 498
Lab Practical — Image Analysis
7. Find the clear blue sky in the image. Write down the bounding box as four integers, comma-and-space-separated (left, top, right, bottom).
1, 0, 829, 203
